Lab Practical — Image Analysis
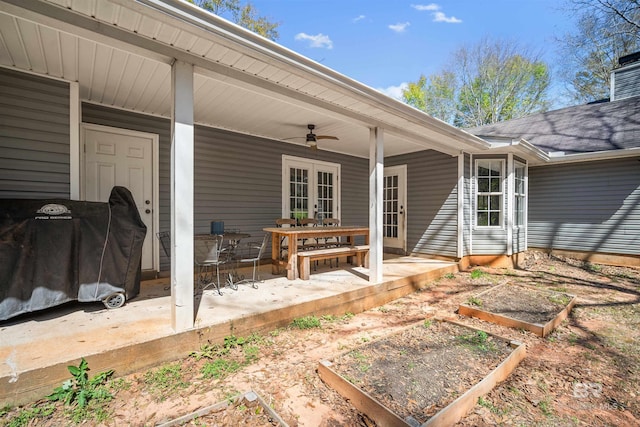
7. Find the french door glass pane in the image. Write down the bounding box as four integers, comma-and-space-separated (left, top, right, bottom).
384, 174, 399, 238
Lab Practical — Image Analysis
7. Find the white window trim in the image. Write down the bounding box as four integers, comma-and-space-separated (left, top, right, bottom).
514, 160, 527, 229
474, 159, 505, 229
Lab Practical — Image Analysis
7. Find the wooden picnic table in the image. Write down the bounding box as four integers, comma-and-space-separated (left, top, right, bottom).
263, 226, 369, 280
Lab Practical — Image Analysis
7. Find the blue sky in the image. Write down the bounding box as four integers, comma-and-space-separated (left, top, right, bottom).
249, 1, 574, 103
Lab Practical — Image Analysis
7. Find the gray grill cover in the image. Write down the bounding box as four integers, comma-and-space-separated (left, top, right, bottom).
0, 186, 146, 321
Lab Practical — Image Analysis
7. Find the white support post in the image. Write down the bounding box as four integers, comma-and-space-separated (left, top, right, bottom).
170, 60, 195, 332
457, 153, 464, 259
369, 127, 384, 283
506, 153, 514, 256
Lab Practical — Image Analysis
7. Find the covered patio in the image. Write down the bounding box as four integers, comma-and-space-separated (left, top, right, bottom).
0, 255, 457, 406
0, 0, 491, 335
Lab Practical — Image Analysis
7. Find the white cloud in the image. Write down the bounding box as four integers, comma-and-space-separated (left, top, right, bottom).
294, 33, 333, 49
411, 3, 440, 11
377, 82, 408, 100
388, 22, 410, 33
412, 3, 462, 24
353, 15, 366, 23
433, 11, 462, 23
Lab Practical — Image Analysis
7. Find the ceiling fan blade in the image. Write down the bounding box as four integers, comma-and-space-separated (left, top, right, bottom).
316, 135, 339, 140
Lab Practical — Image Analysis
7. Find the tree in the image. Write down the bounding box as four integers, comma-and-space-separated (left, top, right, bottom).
403, 38, 551, 127
189, 0, 279, 41
558, 0, 640, 103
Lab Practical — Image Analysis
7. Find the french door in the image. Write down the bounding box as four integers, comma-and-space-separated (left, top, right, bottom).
282, 156, 340, 222
383, 165, 407, 252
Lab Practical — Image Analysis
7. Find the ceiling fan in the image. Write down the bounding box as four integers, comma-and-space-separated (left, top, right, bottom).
284, 124, 339, 149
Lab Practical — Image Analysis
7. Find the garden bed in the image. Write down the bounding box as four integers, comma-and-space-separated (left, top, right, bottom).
458, 283, 576, 337
318, 318, 525, 426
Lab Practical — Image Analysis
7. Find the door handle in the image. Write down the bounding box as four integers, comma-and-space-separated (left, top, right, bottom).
399, 205, 405, 215
145, 209, 151, 214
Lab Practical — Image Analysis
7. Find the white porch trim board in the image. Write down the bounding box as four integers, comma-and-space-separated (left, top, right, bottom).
171, 60, 195, 331
457, 153, 464, 259
507, 153, 514, 256
369, 127, 384, 283
70, 81, 81, 200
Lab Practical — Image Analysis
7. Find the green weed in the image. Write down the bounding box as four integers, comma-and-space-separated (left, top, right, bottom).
290, 315, 322, 329
458, 330, 497, 353
444, 273, 456, 279
143, 363, 188, 401
470, 269, 486, 279
201, 359, 242, 379
467, 296, 483, 306
548, 293, 571, 306
478, 396, 506, 414
423, 319, 432, 328
1, 403, 56, 427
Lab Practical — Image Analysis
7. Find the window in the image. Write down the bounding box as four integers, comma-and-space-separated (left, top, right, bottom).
514, 162, 526, 227
476, 160, 503, 227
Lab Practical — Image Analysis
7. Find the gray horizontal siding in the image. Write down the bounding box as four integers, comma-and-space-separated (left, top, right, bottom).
0, 68, 70, 198
83, 104, 368, 270
387, 150, 458, 258
529, 157, 640, 256
614, 65, 640, 100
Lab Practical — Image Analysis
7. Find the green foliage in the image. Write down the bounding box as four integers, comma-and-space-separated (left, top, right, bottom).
467, 296, 483, 306
402, 37, 550, 127
201, 358, 242, 379
470, 269, 486, 279
47, 358, 113, 409
188, 0, 279, 40
1, 404, 55, 427
478, 396, 507, 414
444, 273, 456, 279
290, 315, 322, 329
143, 363, 189, 401
423, 319, 433, 328
458, 330, 497, 353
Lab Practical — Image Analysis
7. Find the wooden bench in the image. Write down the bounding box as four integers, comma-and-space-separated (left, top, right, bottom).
297, 245, 369, 280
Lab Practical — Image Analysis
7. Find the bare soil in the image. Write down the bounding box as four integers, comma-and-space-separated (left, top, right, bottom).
328, 320, 515, 424
2, 251, 639, 426
463, 282, 574, 325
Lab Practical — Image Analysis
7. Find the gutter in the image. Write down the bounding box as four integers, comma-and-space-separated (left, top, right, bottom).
481, 136, 640, 165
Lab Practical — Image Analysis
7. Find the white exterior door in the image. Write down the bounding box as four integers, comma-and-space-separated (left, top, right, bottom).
384, 165, 407, 252
282, 156, 340, 222
83, 124, 158, 271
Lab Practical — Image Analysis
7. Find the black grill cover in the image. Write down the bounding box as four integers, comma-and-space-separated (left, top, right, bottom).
0, 186, 146, 321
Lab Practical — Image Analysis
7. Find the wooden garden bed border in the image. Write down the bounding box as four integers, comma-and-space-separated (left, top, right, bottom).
156, 390, 289, 427
458, 283, 577, 337
317, 318, 526, 427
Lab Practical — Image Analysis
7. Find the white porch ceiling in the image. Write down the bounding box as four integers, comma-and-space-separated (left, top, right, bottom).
0, 0, 490, 158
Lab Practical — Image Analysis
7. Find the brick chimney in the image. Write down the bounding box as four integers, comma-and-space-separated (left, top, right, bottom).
610, 51, 640, 101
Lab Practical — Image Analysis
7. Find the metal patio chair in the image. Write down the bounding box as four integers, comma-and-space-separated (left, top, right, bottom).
232, 233, 269, 289
194, 235, 231, 295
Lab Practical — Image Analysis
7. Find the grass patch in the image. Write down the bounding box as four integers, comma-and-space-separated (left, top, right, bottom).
470, 269, 486, 279
467, 296, 483, 307
143, 363, 189, 401
1, 403, 56, 427
201, 359, 242, 379
290, 315, 322, 329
